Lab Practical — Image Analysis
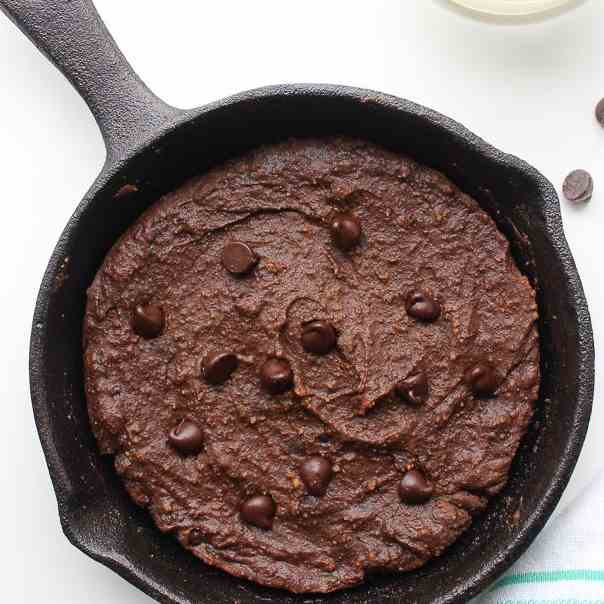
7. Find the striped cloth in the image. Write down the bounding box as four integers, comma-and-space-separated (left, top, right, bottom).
474, 471, 604, 604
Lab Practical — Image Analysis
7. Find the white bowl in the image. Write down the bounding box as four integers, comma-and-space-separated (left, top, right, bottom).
449, 0, 576, 16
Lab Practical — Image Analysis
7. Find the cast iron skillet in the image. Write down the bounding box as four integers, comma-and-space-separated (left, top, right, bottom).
2, 1, 594, 602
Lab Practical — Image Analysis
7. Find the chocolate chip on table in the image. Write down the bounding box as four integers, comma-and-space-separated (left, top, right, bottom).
131, 303, 165, 338
563, 169, 593, 204
202, 351, 239, 385
398, 469, 433, 505
393, 371, 429, 406
301, 321, 337, 355
169, 419, 204, 454
299, 456, 333, 496
464, 361, 498, 397
221, 241, 259, 275
240, 494, 276, 530
596, 98, 604, 128
188, 529, 204, 546
405, 291, 441, 322
260, 357, 294, 394
330, 212, 362, 251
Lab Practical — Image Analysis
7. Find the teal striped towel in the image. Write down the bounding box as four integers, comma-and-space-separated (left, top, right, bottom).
474, 472, 604, 604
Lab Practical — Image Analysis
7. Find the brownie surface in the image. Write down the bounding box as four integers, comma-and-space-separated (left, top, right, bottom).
83, 138, 539, 593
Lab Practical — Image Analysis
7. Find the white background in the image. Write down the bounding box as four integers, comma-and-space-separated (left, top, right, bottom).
1, 1, 602, 602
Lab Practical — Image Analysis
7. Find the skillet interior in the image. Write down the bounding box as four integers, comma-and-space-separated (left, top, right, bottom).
30, 85, 594, 604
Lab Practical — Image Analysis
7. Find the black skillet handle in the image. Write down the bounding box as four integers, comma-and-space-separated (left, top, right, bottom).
0, 0, 184, 162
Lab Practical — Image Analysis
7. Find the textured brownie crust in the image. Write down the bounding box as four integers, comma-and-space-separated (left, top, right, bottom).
83, 138, 539, 593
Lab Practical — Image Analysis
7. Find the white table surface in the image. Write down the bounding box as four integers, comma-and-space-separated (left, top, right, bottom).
2, 1, 602, 602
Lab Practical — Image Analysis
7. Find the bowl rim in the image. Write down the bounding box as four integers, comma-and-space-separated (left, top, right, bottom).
29, 83, 595, 604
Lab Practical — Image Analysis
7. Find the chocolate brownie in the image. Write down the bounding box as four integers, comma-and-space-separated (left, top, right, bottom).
83, 138, 539, 593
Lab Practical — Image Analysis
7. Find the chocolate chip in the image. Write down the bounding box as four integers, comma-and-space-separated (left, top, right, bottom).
398, 470, 433, 504
240, 494, 276, 529
131, 304, 165, 338
300, 456, 333, 496
563, 170, 593, 204
405, 291, 441, 322
596, 98, 604, 128
330, 212, 362, 251
202, 351, 238, 385
221, 241, 259, 275
394, 371, 429, 406
259, 357, 294, 394
318, 433, 331, 444
464, 361, 498, 397
188, 529, 204, 546
301, 321, 337, 355
168, 419, 204, 454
